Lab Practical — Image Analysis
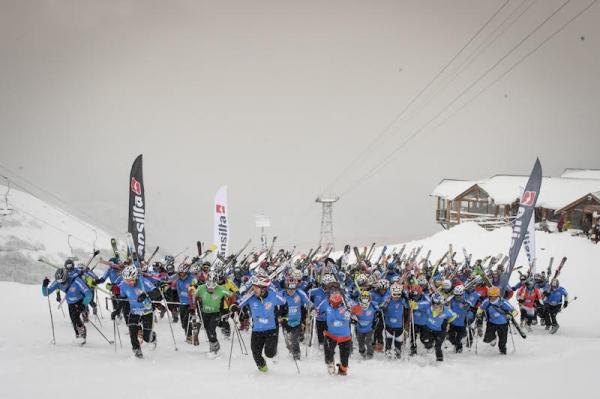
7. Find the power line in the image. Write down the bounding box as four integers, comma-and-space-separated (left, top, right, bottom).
318, 0, 511, 196
338, 0, 576, 197
431, 0, 598, 132
6, 201, 96, 248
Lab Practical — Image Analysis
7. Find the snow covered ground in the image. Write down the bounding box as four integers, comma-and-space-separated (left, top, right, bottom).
1, 223, 599, 398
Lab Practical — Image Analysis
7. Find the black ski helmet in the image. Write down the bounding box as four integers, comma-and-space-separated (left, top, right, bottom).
64, 258, 75, 271
55, 268, 68, 283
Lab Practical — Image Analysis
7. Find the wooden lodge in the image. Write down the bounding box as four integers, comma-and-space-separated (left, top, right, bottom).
432, 169, 600, 232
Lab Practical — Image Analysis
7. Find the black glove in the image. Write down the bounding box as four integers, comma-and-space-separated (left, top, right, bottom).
42, 277, 50, 287
563, 301, 568, 309
110, 310, 119, 320
56, 292, 62, 302
229, 303, 240, 315
137, 292, 148, 303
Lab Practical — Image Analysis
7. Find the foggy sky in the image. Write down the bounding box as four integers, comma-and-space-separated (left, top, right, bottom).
1, 0, 599, 254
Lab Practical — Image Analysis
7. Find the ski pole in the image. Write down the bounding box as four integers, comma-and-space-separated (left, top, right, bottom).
116, 317, 123, 349
88, 319, 114, 345
159, 289, 178, 351
113, 318, 117, 352
46, 294, 56, 345
281, 326, 300, 374
508, 322, 516, 354
228, 322, 236, 370
233, 318, 248, 355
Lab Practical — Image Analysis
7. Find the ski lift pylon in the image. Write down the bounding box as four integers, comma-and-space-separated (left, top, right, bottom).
0, 176, 14, 216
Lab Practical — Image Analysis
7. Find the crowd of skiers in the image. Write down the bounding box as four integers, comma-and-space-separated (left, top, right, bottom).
40, 242, 570, 376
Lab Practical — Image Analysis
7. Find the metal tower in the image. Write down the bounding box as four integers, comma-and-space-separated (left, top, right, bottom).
316, 195, 339, 251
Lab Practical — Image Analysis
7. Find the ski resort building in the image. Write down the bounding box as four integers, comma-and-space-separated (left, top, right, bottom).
431, 169, 600, 233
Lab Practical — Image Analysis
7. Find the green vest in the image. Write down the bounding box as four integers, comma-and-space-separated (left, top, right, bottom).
195, 284, 231, 313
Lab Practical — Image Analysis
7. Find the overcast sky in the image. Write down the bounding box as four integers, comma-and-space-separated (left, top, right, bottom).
0, 0, 598, 254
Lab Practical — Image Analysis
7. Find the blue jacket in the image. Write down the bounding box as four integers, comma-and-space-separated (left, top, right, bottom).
176, 274, 195, 305
416, 302, 456, 332
281, 289, 312, 327
479, 298, 515, 325
101, 268, 122, 285
356, 303, 378, 333
239, 290, 286, 332
411, 296, 430, 326
382, 297, 408, 329
43, 276, 92, 305
118, 276, 156, 315
308, 287, 328, 321
450, 296, 470, 327
317, 301, 354, 338
545, 286, 568, 306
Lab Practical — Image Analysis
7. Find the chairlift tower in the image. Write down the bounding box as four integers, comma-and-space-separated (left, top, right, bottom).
255, 215, 270, 251
316, 195, 339, 251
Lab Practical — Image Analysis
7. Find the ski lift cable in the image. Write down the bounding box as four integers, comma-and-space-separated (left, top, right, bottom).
396, 0, 538, 130
337, 0, 579, 198
430, 0, 598, 134
0, 164, 120, 236
6, 200, 96, 248
318, 0, 511, 197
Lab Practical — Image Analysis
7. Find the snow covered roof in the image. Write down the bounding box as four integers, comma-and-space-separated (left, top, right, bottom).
432, 175, 600, 210
430, 179, 476, 200
560, 168, 600, 180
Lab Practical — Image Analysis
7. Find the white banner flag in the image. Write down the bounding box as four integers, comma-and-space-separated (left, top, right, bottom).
214, 185, 229, 258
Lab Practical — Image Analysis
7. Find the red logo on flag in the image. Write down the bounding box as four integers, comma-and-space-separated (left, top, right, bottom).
521, 191, 536, 206
216, 204, 226, 214
131, 177, 142, 196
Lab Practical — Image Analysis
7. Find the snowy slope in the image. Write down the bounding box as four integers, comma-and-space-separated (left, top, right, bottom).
1, 223, 599, 399
0, 183, 113, 283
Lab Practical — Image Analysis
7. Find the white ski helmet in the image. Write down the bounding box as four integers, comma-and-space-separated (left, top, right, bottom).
378, 279, 390, 290
390, 282, 403, 297
122, 265, 138, 281
442, 279, 452, 291
178, 263, 190, 274
251, 274, 271, 288
453, 285, 465, 296
321, 274, 337, 286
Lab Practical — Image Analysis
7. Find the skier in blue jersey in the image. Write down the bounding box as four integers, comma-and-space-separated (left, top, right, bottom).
173, 263, 196, 343
381, 282, 408, 359
308, 273, 338, 350
231, 274, 286, 372
316, 288, 362, 375
411, 292, 456, 361
476, 286, 518, 355
279, 270, 313, 360
448, 285, 470, 353
118, 265, 162, 358
355, 291, 378, 359
543, 278, 569, 334
42, 267, 92, 344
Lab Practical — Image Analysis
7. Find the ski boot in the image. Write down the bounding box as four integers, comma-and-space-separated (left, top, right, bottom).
159, 306, 166, 319
150, 332, 157, 350
134, 348, 143, 358
540, 318, 546, 326
436, 354, 444, 362
293, 351, 301, 361
545, 324, 551, 330
489, 338, 497, 347
394, 347, 402, 359
209, 341, 220, 353
258, 364, 269, 373
327, 362, 336, 375
172, 311, 179, 323
410, 345, 417, 356
337, 364, 348, 376
526, 324, 532, 332
550, 324, 559, 334
455, 346, 463, 354
385, 349, 394, 359
186, 335, 193, 345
